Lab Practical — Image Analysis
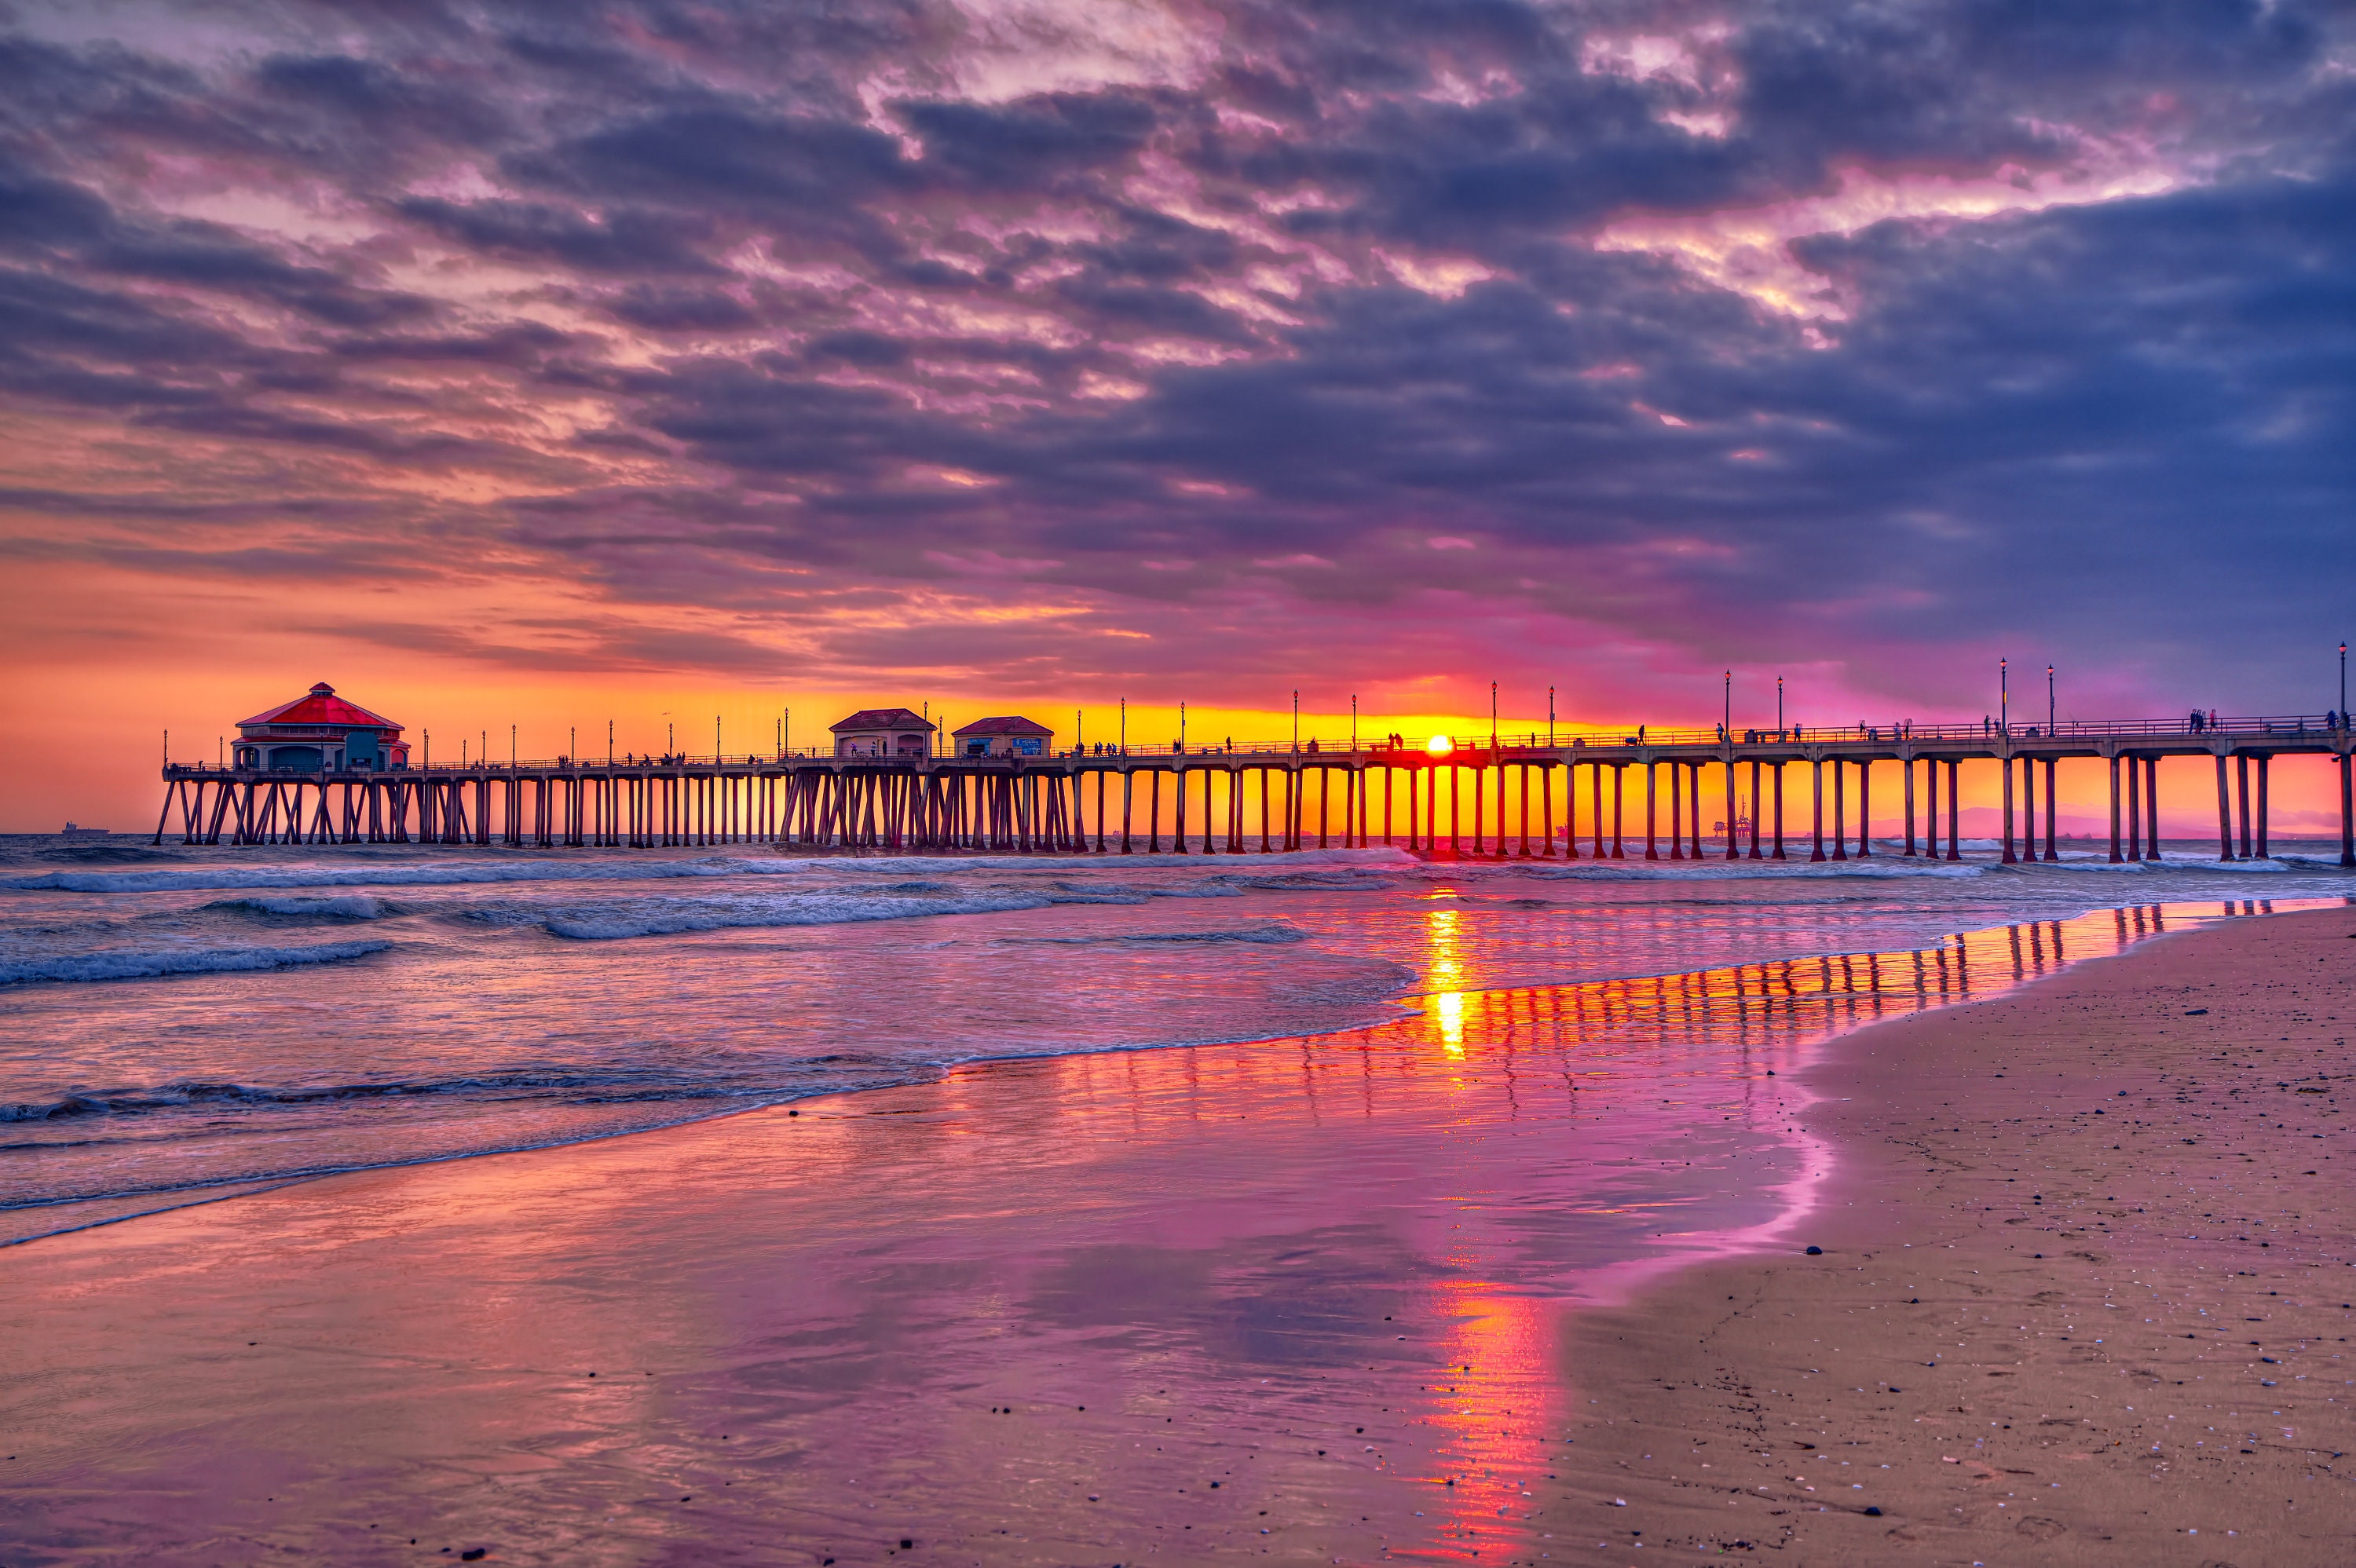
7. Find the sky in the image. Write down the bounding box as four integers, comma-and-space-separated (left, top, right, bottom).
1, 0, 2352, 830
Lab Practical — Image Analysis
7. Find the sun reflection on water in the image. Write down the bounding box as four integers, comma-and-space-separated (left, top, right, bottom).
1426, 902, 1467, 1055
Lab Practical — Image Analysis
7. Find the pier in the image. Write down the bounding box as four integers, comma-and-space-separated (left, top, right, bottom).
156, 714, 2356, 866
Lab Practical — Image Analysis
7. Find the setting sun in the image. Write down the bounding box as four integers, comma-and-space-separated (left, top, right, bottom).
1427, 733, 1454, 756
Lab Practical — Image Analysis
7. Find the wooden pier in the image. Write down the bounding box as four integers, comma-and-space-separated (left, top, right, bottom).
155, 715, 2356, 866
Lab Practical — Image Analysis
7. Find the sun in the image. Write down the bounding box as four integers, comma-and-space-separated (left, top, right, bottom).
1426, 733, 1453, 757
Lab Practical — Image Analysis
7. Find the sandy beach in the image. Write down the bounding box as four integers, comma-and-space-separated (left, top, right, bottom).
1552, 905, 2356, 1563
2, 901, 2348, 1565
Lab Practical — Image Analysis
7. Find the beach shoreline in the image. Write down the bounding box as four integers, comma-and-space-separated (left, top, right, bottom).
1549, 905, 2356, 1563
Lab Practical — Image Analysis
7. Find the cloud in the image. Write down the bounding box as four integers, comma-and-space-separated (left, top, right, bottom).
0, 0, 2349, 722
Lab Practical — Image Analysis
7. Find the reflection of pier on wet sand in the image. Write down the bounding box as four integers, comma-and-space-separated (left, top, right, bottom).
0, 898, 2303, 1562
157, 713, 2355, 865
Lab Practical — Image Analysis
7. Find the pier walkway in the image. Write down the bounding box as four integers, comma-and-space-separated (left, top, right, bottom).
156, 714, 2356, 866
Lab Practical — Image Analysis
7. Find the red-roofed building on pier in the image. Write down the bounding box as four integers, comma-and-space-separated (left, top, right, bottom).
953, 715, 1055, 758
829, 707, 935, 758
233, 683, 408, 771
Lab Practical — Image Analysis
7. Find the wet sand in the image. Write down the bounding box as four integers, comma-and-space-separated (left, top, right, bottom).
1551, 904, 2356, 1563
0, 902, 2343, 1565
0, 954, 1843, 1565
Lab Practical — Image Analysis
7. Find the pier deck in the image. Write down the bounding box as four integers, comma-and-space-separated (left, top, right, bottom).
156, 715, 2356, 865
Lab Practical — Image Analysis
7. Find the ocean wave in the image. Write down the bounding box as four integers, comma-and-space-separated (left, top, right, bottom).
528, 879, 1265, 941
0, 939, 392, 988
207, 894, 392, 919
0, 844, 1414, 897
35, 846, 181, 864
1482, 857, 1988, 883
1022, 920, 1309, 947
0, 1065, 716, 1126
1, 855, 799, 896
539, 888, 1063, 941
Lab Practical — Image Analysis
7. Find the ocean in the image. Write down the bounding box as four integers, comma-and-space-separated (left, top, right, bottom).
2, 834, 2348, 1252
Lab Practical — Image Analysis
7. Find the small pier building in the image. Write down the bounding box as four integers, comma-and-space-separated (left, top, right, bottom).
234, 683, 407, 772
830, 708, 935, 758
953, 716, 1055, 758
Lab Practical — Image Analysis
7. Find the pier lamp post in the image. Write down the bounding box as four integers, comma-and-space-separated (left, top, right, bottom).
1292, 689, 1299, 755
1180, 701, 1187, 752
1076, 708, 1082, 756
1120, 697, 1126, 755
2048, 666, 2055, 734
2341, 641, 2347, 726
1491, 682, 1498, 754
1548, 686, 1555, 748
510, 725, 516, 768
1776, 675, 1784, 736
715, 714, 721, 762
480, 730, 486, 769
785, 708, 790, 757
1723, 670, 1731, 743
609, 719, 614, 766
570, 726, 576, 763
1999, 658, 2009, 735
1351, 694, 1357, 755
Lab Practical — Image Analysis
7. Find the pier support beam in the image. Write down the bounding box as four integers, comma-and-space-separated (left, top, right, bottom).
1831, 761, 1846, 861
1945, 760, 1961, 861
2255, 755, 2269, 859
1747, 761, 1762, 858
1809, 759, 1825, 862
1593, 762, 1607, 860
1560, 764, 1578, 860
1924, 758, 1938, 859
1724, 755, 1738, 861
2130, 753, 2149, 861
1448, 766, 1461, 856
2001, 751, 2016, 864
1670, 762, 1685, 860
1612, 766, 1626, 857
2215, 753, 2234, 861
2043, 758, 2058, 861
2019, 756, 2034, 865
1903, 758, 1917, 856
1690, 763, 1704, 859
1644, 763, 1658, 859
1857, 759, 1871, 857
2145, 756, 2161, 861
2237, 753, 2252, 860
2341, 751, 2354, 868
1772, 762, 1785, 859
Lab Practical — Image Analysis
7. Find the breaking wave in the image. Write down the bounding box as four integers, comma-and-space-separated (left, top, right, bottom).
207, 894, 392, 919
0, 939, 392, 988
